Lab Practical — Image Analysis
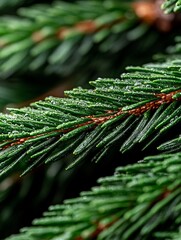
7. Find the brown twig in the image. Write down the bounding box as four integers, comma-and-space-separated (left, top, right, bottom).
75, 218, 117, 240
1, 89, 181, 149
32, 0, 181, 44
75, 184, 180, 239
33, 17, 125, 43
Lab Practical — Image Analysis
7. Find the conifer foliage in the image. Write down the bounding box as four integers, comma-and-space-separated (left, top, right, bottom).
0, 59, 180, 180
162, 0, 181, 13
0, 0, 179, 79
0, 0, 181, 239
0, 0, 137, 77
0, 0, 180, 110
5, 153, 181, 240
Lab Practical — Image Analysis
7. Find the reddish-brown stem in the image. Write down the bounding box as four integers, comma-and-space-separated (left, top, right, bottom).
149, 184, 181, 209
32, 17, 125, 43
89, 89, 181, 123
128, 90, 181, 115
31, 0, 181, 44
75, 218, 117, 240
74, 17, 125, 34
1, 89, 181, 149
75, 184, 180, 240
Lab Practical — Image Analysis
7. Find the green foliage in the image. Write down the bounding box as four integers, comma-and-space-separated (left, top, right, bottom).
0, 0, 134, 77
5, 152, 181, 240
155, 230, 181, 240
1, 1, 181, 239
0, 0, 179, 109
162, 0, 181, 13
0, 59, 180, 180
0, 0, 177, 80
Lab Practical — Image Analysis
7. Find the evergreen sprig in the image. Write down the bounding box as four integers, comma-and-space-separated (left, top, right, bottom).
162, 0, 181, 13
0, 0, 179, 79
5, 152, 181, 240
1, 2, 181, 240
0, 60, 180, 179
0, 0, 136, 77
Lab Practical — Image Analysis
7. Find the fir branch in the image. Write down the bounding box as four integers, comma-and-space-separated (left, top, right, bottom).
162, 0, 181, 13
0, 0, 179, 78
5, 152, 181, 240
0, 0, 134, 77
0, 61, 180, 179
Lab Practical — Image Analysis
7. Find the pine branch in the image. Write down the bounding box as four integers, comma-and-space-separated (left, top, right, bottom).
0, 0, 179, 78
1, 2, 181, 240
5, 152, 181, 240
162, 0, 181, 13
0, 60, 180, 179
0, 0, 133, 77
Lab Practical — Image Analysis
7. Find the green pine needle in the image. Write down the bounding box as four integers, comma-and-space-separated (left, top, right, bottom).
5, 152, 181, 240
0, 0, 136, 77
0, 59, 180, 179
162, 0, 181, 13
